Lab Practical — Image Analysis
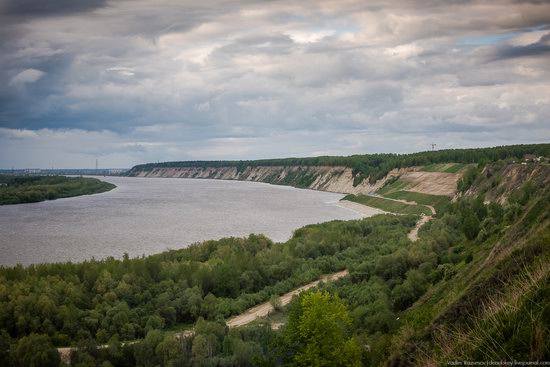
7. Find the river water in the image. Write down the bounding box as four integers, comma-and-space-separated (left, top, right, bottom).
0, 176, 367, 266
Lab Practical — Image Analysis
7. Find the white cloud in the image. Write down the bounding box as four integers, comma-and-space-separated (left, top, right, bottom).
9, 69, 45, 86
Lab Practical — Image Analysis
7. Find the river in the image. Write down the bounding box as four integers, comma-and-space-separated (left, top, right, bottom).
0, 176, 373, 266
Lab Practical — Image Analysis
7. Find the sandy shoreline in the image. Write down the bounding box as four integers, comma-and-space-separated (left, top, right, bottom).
336, 199, 387, 217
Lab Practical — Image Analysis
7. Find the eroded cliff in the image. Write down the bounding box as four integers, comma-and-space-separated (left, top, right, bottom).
131, 165, 389, 195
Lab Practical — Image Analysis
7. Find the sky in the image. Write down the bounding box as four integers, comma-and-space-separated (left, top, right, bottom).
1, 0, 549, 168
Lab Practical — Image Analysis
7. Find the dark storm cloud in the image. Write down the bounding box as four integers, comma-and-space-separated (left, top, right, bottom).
0, 0, 107, 16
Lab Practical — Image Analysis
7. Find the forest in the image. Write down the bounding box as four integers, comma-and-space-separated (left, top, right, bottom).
128, 143, 550, 183
0, 176, 116, 205
2, 158, 548, 366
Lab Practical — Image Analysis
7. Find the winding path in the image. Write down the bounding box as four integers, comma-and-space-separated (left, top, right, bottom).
341, 194, 436, 242
226, 270, 349, 328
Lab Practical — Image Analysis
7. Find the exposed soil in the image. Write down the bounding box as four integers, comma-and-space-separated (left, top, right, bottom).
398, 171, 461, 197
407, 214, 432, 241
133, 165, 463, 198
226, 270, 349, 328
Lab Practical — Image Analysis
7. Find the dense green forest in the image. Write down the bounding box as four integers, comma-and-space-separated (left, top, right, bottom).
129, 143, 550, 183
0, 176, 116, 205
2, 159, 548, 366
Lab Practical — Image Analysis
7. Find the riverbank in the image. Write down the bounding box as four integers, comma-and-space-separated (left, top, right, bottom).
0, 175, 115, 205
0, 176, 365, 266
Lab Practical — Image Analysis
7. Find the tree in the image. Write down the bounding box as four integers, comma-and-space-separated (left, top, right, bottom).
269, 294, 282, 312
0, 330, 12, 367
280, 291, 362, 367
10, 333, 60, 367
155, 334, 181, 366
192, 334, 209, 367
134, 330, 163, 367
462, 211, 481, 240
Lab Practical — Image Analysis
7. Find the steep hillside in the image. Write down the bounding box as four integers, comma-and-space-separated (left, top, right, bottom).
384, 162, 550, 365
128, 144, 549, 198
132, 165, 396, 195
465, 162, 550, 204
130, 165, 464, 197
128, 144, 550, 184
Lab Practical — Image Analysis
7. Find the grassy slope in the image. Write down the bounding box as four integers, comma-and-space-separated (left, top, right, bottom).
387, 176, 550, 364
376, 174, 452, 213
343, 194, 432, 216
377, 177, 409, 195
383, 191, 450, 213
422, 163, 470, 173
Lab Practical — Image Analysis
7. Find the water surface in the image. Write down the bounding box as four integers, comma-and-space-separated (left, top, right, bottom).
0, 177, 366, 266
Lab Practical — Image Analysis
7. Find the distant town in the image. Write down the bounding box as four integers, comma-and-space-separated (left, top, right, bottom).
0, 168, 129, 176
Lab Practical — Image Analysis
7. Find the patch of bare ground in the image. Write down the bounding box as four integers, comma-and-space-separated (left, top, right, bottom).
226, 270, 349, 328
407, 214, 432, 241
398, 171, 462, 197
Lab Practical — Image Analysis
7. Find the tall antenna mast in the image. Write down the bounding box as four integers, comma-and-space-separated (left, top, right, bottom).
95, 158, 98, 171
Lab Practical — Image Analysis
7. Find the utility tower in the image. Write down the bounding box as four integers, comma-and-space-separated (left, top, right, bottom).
430, 143, 437, 151
95, 158, 98, 171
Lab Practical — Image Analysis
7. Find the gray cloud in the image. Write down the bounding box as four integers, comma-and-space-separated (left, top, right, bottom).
0, 0, 549, 167
0, 0, 106, 16
493, 32, 550, 59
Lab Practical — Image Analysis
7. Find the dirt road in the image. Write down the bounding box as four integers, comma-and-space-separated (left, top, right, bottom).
226, 270, 349, 328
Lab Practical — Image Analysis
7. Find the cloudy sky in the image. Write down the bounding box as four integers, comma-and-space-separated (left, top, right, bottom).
1, 0, 549, 168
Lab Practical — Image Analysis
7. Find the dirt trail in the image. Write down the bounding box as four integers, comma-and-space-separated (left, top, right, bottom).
345, 194, 436, 241
226, 270, 349, 328
381, 195, 436, 241
407, 214, 432, 241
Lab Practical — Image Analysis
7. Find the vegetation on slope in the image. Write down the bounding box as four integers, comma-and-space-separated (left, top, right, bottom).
383, 191, 449, 213
0, 160, 548, 366
128, 143, 549, 184
0, 176, 116, 205
343, 194, 433, 215
0, 216, 415, 356
422, 163, 470, 173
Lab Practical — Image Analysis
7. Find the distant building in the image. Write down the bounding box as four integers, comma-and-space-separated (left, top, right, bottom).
523, 154, 537, 162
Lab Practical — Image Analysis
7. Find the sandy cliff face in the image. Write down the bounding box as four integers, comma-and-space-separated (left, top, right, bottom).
132, 164, 468, 196
134, 166, 397, 195
398, 170, 461, 196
